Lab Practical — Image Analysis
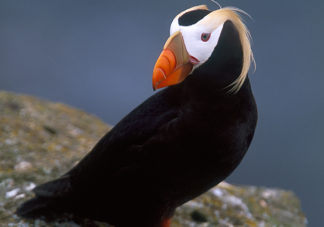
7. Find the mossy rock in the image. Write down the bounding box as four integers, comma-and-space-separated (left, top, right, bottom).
0, 91, 307, 226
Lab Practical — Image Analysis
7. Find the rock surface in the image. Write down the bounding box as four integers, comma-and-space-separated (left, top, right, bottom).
0, 91, 306, 227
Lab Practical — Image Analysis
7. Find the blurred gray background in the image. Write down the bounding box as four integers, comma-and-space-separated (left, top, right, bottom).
0, 0, 323, 226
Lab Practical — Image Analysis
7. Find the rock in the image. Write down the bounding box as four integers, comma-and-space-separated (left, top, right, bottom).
0, 91, 306, 226
14, 161, 33, 172
173, 182, 306, 226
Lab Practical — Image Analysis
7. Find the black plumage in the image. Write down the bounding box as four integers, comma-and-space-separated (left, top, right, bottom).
178, 9, 211, 26
17, 13, 257, 227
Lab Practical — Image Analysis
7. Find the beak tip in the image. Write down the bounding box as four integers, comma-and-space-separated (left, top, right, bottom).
152, 82, 157, 91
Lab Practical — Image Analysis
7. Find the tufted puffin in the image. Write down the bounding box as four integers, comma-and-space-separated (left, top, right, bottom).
17, 5, 257, 227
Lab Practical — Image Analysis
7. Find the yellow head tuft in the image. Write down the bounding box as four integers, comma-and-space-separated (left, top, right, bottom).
176, 5, 255, 93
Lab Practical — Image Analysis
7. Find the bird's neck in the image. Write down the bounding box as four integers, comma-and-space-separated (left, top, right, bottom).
182, 70, 248, 98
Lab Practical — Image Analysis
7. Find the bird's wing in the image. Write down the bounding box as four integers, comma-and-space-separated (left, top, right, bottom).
34, 88, 187, 197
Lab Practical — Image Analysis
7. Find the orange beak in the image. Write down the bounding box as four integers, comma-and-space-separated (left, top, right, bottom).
152, 31, 193, 90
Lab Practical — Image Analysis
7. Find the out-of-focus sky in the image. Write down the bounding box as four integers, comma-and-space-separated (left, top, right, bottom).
0, 0, 323, 226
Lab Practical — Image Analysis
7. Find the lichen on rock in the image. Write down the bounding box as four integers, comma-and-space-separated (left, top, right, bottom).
0, 91, 306, 226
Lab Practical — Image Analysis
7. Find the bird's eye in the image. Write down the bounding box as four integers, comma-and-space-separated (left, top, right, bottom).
201, 33, 211, 42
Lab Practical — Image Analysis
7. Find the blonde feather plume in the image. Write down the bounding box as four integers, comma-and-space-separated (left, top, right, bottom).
197, 6, 255, 92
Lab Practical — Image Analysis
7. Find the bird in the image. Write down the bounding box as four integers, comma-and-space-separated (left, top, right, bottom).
16, 5, 257, 227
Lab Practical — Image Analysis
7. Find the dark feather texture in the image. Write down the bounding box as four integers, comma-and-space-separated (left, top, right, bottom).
17, 19, 257, 227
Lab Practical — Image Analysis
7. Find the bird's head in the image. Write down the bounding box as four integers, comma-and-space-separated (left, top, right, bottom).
152, 5, 254, 92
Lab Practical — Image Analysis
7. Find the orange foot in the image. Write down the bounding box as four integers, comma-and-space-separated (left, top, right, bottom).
161, 218, 171, 227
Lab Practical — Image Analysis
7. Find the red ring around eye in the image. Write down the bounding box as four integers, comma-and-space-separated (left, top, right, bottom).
201, 33, 211, 42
